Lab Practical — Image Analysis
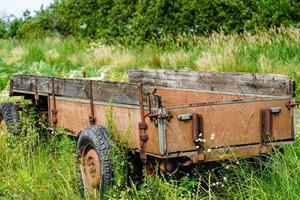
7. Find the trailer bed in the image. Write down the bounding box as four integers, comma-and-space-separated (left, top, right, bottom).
10, 70, 296, 164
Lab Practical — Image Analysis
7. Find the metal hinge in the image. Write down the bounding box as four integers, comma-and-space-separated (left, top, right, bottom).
149, 111, 173, 122
286, 100, 299, 110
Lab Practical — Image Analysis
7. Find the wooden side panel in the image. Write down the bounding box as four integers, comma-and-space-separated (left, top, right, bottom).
12, 75, 154, 105
50, 98, 160, 154
166, 99, 293, 153
128, 69, 293, 96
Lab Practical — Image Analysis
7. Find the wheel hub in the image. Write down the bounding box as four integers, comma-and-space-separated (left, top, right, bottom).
81, 145, 101, 194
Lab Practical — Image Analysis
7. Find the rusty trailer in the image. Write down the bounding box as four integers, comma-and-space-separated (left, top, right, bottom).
5, 69, 297, 194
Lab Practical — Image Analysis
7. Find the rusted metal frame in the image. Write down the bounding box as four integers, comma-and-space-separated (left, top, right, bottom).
51, 77, 58, 128
144, 143, 275, 162
34, 76, 40, 105
192, 113, 204, 152
157, 86, 288, 99
290, 79, 296, 98
177, 113, 204, 152
290, 80, 298, 140
9, 79, 14, 97
138, 82, 148, 163
88, 80, 96, 125
287, 98, 297, 140
286, 98, 299, 110
148, 112, 172, 121
157, 108, 167, 155
261, 107, 283, 145
52, 96, 141, 109
261, 109, 272, 145
165, 96, 290, 110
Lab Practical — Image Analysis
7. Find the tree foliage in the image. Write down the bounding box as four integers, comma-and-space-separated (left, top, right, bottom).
7, 0, 300, 43
0, 20, 6, 38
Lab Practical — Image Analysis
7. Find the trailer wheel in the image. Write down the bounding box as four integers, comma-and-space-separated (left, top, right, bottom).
77, 125, 112, 196
0, 102, 20, 134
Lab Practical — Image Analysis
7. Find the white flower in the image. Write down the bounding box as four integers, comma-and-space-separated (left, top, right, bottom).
210, 133, 215, 140
207, 148, 211, 152
80, 23, 87, 29
223, 176, 227, 182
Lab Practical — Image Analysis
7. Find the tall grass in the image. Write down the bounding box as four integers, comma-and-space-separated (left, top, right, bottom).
0, 98, 298, 199
0, 28, 299, 199
0, 27, 299, 93
0, 99, 81, 199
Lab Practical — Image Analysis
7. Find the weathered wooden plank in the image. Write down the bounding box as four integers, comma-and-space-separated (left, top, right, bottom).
12, 75, 155, 106
128, 69, 294, 96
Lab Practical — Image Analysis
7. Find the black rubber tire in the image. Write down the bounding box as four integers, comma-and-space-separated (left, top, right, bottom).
0, 102, 20, 134
77, 125, 112, 197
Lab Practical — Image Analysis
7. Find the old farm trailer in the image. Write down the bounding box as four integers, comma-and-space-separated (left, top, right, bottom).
3, 69, 297, 194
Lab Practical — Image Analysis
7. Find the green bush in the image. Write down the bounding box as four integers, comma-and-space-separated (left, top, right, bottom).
0, 20, 6, 38
14, 0, 300, 43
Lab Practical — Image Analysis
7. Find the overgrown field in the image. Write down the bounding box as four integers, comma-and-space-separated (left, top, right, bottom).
0, 28, 300, 199
1, 27, 300, 95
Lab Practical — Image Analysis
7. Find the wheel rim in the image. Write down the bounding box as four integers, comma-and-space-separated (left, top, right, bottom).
80, 144, 101, 194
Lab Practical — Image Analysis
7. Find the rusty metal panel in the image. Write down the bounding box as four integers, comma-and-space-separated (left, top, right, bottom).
156, 87, 251, 107
49, 97, 161, 154
165, 99, 293, 153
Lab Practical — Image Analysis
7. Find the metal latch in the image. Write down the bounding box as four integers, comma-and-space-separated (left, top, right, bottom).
270, 107, 281, 114
261, 107, 281, 145
178, 113, 192, 121
177, 113, 203, 151
286, 100, 299, 110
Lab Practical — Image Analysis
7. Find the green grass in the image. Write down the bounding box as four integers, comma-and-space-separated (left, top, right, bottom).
0, 27, 299, 93
0, 27, 300, 199
0, 99, 299, 200
0, 102, 299, 199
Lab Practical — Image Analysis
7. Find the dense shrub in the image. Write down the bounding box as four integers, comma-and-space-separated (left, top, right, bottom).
10, 0, 300, 43
0, 20, 6, 38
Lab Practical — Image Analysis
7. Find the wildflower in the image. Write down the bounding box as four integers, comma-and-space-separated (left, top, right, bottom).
80, 23, 87, 29
223, 176, 227, 182
210, 133, 215, 140
198, 138, 206, 143
207, 148, 211, 152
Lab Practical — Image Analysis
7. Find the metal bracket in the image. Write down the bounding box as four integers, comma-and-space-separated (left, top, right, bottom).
51, 77, 57, 128
290, 79, 296, 97
149, 112, 173, 122
261, 109, 271, 145
261, 107, 281, 145
156, 108, 167, 155
138, 82, 148, 163
178, 113, 203, 151
88, 80, 96, 125
286, 99, 299, 110
192, 113, 203, 151
34, 76, 39, 105
9, 79, 14, 97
